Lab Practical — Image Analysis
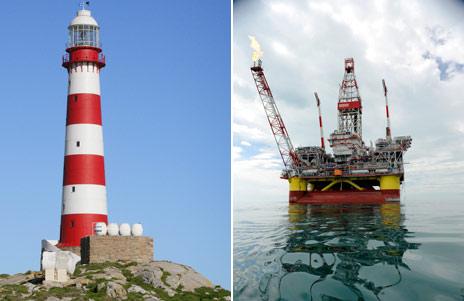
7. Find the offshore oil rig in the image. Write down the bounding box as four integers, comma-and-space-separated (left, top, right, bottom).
250, 58, 412, 204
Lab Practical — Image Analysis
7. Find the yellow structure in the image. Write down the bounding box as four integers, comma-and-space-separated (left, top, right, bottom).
380, 175, 400, 190
289, 177, 307, 192
321, 179, 364, 191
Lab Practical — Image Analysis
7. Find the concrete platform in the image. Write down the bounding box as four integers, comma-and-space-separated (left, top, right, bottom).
80, 236, 154, 264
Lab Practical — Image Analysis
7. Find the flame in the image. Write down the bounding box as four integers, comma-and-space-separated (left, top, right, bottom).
248, 35, 263, 62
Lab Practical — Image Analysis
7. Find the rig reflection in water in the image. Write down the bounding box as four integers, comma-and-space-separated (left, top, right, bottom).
258, 203, 420, 301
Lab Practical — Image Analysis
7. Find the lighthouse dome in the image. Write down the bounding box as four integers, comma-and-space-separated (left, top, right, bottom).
70, 9, 98, 26
67, 9, 100, 48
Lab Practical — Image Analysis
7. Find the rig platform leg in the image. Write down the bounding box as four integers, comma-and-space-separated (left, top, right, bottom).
380, 175, 400, 201
289, 177, 307, 203
380, 175, 400, 190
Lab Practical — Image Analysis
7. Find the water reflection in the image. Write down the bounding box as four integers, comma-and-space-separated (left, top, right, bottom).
259, 203, 420, 301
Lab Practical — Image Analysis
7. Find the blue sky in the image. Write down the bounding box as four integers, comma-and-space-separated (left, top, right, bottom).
0, 1, 230, 288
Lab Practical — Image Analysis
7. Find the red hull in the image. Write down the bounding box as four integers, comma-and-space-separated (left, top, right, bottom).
290, 189, 400, 205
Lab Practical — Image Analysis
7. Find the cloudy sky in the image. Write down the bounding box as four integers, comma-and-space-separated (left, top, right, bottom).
233, 0, 464, 205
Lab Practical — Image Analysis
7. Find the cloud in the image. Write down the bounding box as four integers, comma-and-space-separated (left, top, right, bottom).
233, 0, 464, 204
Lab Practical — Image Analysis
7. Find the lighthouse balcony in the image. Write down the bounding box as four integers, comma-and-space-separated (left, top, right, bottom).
62, 52, 106, 68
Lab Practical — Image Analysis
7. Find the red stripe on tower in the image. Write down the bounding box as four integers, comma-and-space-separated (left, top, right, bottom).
67, 94, 102, 125
63, 155, 106, 185
60, 214, 108, 247
58, 7, 108, 247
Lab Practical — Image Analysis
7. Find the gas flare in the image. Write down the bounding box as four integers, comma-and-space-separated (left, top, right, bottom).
248, 35, 263, 62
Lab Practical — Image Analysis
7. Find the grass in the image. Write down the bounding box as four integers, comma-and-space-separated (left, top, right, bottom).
0, 273, 9, 278
28, 286, 83, 301
127, 292, 146, 300
74, 261, 137, 277
84, 283, 108, 300
124, 274, 230, 301
160, 269, 171, 286
2, 284, 28, 294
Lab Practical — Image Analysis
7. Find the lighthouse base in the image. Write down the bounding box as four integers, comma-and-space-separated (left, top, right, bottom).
58, 214, 108, 248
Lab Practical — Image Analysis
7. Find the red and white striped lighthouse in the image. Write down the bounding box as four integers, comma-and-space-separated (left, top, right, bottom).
58, 6, 107, 247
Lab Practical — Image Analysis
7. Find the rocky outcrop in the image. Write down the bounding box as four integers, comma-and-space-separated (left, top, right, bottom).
0, 261, 230, 300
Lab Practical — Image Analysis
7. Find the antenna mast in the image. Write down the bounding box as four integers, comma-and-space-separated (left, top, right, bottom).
314, 92, 326, 151
382, 79, 392, 142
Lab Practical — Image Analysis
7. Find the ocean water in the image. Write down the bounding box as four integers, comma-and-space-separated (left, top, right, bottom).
234, 198, 464, 300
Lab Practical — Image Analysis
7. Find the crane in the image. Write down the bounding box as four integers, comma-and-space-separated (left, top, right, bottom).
250, 60, 300, 177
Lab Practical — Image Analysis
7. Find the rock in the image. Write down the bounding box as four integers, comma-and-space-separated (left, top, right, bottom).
130, 263, 176, 296
97, 281, 106, 292
88, 267, 127, 286
129, 260, 216, 296
23, 282, 36, 294
151, 261, 213, 292
106, 281, 127, 299
103, 267, 126, 281
43, 280, 64, 288
45, 297, 61, 301
74, 277, 92, 288
0, 260, 229, 300
0, 273, 37, 285
127, 284, 147, 294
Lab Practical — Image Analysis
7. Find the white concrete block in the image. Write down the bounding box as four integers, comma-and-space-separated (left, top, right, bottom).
56, 269, 69, 282
44, 269, 56, 281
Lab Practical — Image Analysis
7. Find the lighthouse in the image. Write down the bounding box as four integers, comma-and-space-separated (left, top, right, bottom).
58, 6, 107, 247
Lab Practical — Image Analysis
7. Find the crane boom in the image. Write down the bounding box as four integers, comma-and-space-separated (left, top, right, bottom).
314, 92, 326, 151
250, 60, 299, 174
382, 79, 392, 142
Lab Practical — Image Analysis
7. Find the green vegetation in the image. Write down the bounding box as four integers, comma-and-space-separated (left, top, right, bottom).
84, 279, 108, 301
160, 269, 171, 286
127, 292, 146, 300
0, 273, 9, 278
1, 284, 28, 294
32, 286, 82, 300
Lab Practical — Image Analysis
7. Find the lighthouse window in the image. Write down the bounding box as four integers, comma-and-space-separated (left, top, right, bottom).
69, 24, 99, 48
72, 186, 75, 192
71, 221, 75, 228
74, 95, 78, 102
76, 141, 80, 147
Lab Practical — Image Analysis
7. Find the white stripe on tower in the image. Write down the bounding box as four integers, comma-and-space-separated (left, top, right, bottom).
68, 66, 100, 95
65, 124, 104, 156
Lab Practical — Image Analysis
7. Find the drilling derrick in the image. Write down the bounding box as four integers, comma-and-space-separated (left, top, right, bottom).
338, 58, 362, 137
250, 60, 300, 178
329, 58, 367, 162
